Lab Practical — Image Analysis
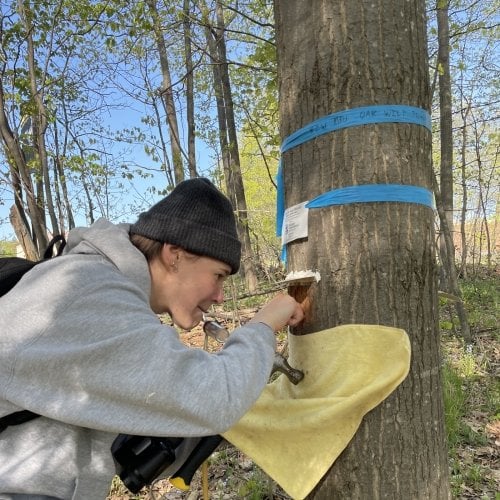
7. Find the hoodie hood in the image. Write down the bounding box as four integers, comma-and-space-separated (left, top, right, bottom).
65, 218, 151, 297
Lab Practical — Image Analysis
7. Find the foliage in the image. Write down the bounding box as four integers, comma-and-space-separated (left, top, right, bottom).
428, 0, 499, 272
0, 0, 150, 241
460, 274, 499, 331
0, 240, 17, 257
441, 272, 499, 498
240, 133, 282, 272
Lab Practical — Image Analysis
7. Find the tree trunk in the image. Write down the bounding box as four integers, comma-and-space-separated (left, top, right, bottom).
0, 91, 47, 257
204, 3, 258, 292
435, 1, 471, 341
472, 116, 493, 270
146, 0, 184, 185
459, 105, 470, 277
183, 0, 198, 178
9, 205, 37, 259
214, 1, 257, 292
432, 175, 471, 342
18, 0, 51, 252
437, 0, 455, 287
53, 121, 75, 232
274, 1, 450, 498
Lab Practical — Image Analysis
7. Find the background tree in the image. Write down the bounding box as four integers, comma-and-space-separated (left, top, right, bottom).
432, 0, 471, 341
182, 0, 197, 178
1, 1, 49, 257
203, 1, 258, 291
0, 0, 136, 257
274, 0, 450, 497
437, 0, 454, 279
436, 0, 455, 278
428, 0, 499, 276
146, 0, 185, 184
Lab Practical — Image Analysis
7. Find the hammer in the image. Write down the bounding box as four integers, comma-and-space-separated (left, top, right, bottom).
203, 320, 305, 384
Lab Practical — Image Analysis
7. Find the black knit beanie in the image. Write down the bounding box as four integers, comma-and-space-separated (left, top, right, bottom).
130, 178, 241, 274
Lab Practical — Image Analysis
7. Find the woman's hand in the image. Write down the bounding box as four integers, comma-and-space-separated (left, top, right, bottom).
249, 294, 305, 332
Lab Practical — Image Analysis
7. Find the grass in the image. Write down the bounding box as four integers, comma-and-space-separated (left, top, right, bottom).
442, 270, 499, 499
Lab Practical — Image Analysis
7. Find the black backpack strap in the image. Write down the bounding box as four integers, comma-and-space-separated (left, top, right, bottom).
0, 237, 65, 435
0, 410, 40, 433
43, 234, 66, 259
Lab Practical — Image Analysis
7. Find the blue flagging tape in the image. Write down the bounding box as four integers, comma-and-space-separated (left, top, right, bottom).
276, 160, 285, 236
305, 184, 436, 210
281, 104, 431, 155
279, 184, 435, 262
276, 104, 432, 236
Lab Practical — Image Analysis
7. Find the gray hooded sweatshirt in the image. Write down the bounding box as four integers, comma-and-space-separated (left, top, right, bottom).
0, 219, 275, 499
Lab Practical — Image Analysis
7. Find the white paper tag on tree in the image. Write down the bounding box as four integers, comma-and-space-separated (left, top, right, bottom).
281, 201, 309, 245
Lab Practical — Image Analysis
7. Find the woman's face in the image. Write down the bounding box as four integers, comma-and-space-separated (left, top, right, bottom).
149, 245, 232, 330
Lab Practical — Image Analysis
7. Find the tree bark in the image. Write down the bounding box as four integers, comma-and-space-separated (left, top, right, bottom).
437, 0, 455, 288
9, 205, 37, 259
472, 114, 493, 270
0, 85, 47, 257
204, 2, 258, 292
432, 174, 471, 342
183, 0, 198, 178
459, 104, 470, 277
18, 0, 51, 252
53, 120, 75, 232
433, 0, 471, 341
146, 0, 185, 185
274, 1, 450, 498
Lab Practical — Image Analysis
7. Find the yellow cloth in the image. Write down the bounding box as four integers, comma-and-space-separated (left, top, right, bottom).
222, 325, 411, 500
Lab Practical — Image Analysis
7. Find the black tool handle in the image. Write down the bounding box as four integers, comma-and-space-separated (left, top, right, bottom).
169, 435, 223, 490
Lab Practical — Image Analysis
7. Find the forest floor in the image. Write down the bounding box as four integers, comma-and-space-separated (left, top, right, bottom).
442, 329, 499, 499
108, 274, 499, 500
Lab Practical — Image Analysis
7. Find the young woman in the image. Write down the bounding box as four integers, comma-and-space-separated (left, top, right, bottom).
0, 178, 303, 499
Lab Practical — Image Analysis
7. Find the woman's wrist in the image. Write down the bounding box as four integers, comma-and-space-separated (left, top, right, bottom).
248, 319, 274, 332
